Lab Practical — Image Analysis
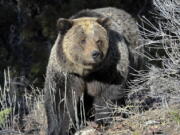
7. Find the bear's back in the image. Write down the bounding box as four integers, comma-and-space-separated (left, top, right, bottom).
93, 7, 141, 49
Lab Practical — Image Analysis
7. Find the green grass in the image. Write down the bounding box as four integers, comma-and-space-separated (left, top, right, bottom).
171, 111, 180, 124
0, 108, 11, 125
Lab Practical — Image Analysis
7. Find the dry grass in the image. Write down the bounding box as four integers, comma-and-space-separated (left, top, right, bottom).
0, 0, 180, 135
128, 0, 180, 109
0, 69, 47, 135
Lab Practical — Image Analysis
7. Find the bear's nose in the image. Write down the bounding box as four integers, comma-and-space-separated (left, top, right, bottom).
91, 50, 102, 60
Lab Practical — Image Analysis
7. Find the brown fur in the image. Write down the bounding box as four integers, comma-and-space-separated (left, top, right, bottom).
45, 7, 144, 135
62, 17, 109, 75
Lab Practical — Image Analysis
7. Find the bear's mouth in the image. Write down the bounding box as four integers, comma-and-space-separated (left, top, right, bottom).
83, 55, 104, 66
83, 59, 103, 66
83, 61, 98, 66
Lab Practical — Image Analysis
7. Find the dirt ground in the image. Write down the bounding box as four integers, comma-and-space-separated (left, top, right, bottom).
2, 104, 180, 135
75, 104, 180, 135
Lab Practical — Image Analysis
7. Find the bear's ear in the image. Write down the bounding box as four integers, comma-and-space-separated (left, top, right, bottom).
97, 17, 111, 28
57, 18, 73, 33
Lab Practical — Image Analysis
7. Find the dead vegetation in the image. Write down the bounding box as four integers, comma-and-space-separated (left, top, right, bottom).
0, 0, 180, 135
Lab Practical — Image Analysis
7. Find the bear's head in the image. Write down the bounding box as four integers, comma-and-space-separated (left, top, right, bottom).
57, 17, 110, 75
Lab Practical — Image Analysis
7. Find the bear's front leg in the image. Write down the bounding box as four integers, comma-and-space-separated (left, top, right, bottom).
87, 81, 126, 125
94, 96, 113, 124
45, 72, 85, 135
44, 71, 61, 135
86, 81, 113, 124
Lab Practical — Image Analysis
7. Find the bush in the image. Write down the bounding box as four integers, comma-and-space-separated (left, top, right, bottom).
128, 0, 180, 109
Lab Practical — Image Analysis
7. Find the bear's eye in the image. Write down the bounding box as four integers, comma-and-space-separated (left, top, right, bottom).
81, 39, 86, 44
96, 40, 103, 46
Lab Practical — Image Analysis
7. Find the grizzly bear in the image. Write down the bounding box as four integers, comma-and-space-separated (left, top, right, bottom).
44, 7, 143, 135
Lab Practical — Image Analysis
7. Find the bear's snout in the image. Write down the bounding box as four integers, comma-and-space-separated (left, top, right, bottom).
91, 50, 103, 62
